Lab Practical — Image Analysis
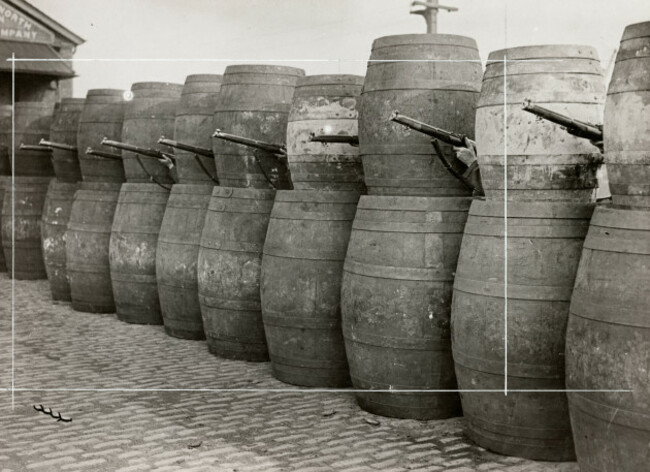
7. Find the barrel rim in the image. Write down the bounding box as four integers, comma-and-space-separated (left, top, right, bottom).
371, 33, 479, 51
13, 101, 56, 110
357, 195, 472, 211
469, 199, 595, 218
487, 44, 599, 62
211, 185, 276, 200
118, 182, 171, 193
59, 98, 86, 106
223, 64, 306, 77
589, 205, 650, 230
86, 88, 126, 97
621, 21, 650, 41
275, 189, 361, 203
184, 74, 224, 84
131, 82, 184, 92
296, 75, 365, 88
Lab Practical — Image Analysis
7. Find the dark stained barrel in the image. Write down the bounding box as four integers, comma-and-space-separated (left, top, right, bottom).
566, 206, 650, 472
50, 98, 85, 183
198, 187, 275, 361
286, 75, 365, 191
173, 74, 222, 184
0, 105, 12, 175
451, 200, 594, 461
41, 179, 78, 300
0, 176, 7, 271
341, 195, 470, 419
1, 176, 51, 279
1, 102, 56, 176
66, 182, 121, 313
604, 22, 650, 208
261, 190, 359, 387
77, 89, 126, 183
109, 183, 169, 324
359, 35, 482, 196
477, 45, 605, 201
212, 65, 305, 188
156, 184, 213, 339
121, 82, 183, 183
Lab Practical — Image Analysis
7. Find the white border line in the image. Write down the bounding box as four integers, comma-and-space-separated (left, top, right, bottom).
503, 53, 508, 397
11, 52, 15, 411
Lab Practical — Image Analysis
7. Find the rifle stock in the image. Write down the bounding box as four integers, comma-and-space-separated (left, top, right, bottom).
522, 99, 603, 142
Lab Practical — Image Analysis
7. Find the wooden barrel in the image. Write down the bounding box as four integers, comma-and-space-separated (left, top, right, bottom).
1, 176, 51, 279
566, 206, 650, 471
0, 176, 7, 271
50, 98, 85, 183
261, 190, 359, 387
0, 105, 12, 175
109, 183, 169, 324
477, 45, 605, 201
41, 179, 78, 300
212, 65, 304, 188
2, 102, 56, 176
77, 89, 126, 183
198, 186, 275, 361
66, 182, 121, 313
122, 82, 183, 183
173, 74, 222, 184
604, 22, 650, 208
451, 200, 594, 461
359, 35, 482, 196
341, 195, 470, 419
286, 75, 365, 191
156, 183, 213, 339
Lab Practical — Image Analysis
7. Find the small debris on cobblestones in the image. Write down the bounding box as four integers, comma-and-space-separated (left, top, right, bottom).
364, 417, 381, 426
187, 441, 202, 449
322, 410, 337, 417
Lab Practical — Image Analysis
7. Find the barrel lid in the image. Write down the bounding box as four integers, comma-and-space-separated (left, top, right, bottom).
358, 195, 471, 212
372, 33, 478, 51
487, 45, 599, 62
470, 200, 595, 219
621, 21, 650, 41
275, 189, 361, 203
131, 82, 184, 93
184, 74, 223, 84
296, 75, 365, 88
223, 64, 306, 77
86, 88, 126, 97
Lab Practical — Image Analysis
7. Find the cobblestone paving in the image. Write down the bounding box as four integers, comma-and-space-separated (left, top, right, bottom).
0, 275, 579, 471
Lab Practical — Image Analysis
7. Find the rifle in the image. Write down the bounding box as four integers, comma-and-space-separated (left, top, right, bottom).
19, 143, 52, 153
389, 111, 474, 148
85, 147, 123, 161
101, 138, 176, 163
309, 133, 359, 147
39, 139, 78, 152
158, 137, 219, 184
212, 129, 287, 156
522, 99, 603, 142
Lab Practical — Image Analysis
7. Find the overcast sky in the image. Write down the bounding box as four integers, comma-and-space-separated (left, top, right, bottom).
30, 0, 650, 97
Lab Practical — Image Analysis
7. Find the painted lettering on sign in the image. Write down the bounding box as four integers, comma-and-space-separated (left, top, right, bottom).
0, 0, 55, 44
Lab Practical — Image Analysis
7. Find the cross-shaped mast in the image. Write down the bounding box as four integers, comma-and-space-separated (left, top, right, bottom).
410, 0, 458, 34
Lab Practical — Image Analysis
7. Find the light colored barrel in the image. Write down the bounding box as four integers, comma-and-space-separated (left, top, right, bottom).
359, 34, 482, 196
122, 82, 183, 183
66, 182, 121, 313
109, 183, 170, 324
173, 74, 222, 184
198, 186, 275, 361
477, 45, 605, 201
156, 183, 213, 339
1, 176, 51, 279
341, 195, 470, 419
50, 98, 85, 183
77, 89, 126, 183
212, 65, 304, 188
451, 200, 594, 461
286, 75, 365, 191
261, 190, 359, 387
566, 206, 650, 472
41, 179, 78, 300
604, 22, 650, 208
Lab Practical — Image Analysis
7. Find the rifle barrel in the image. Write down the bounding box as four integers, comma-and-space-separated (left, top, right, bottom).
309, 134, 359, 146
389, 111, 467, 148
101, 138, 166, 160
212, 129, 286, 155
85, 147, 123, 160
522, 99, 603, 141
158, 137, 214, 158
19, 143, 52, 152
39, 139, 78, 152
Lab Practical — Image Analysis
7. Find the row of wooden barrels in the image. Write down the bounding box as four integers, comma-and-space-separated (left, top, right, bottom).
0, 22, 647, 471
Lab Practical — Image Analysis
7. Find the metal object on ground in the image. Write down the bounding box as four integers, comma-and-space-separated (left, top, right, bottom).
261, 190, 360, 387
566, 205, 650, 472
341, 195, 470, 419
604, 21, 650, 208
451, 200, 595, 461
198, 186, 275, 361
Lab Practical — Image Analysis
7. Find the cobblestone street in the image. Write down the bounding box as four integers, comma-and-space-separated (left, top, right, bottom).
0, 275, 580, 472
